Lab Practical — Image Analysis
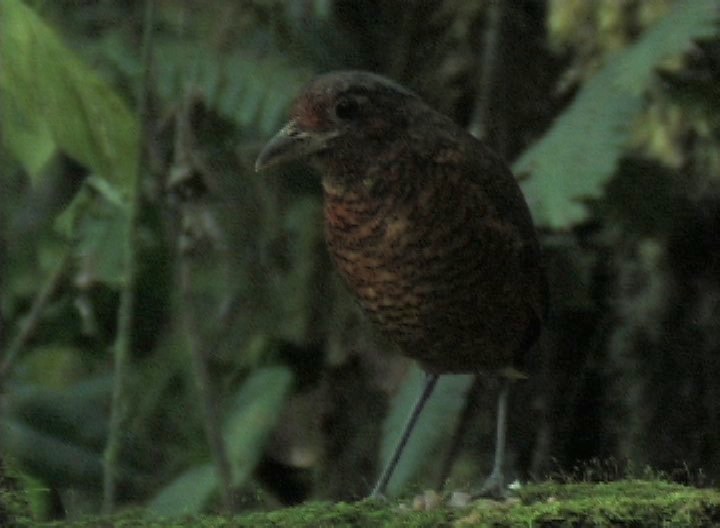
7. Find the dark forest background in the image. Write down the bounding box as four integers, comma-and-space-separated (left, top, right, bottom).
1, 0, 719, 522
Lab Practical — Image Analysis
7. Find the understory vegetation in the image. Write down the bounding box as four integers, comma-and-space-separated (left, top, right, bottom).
1, 0, 719, 524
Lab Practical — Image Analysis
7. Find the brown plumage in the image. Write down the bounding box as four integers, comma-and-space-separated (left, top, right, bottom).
256, 70, 546, 499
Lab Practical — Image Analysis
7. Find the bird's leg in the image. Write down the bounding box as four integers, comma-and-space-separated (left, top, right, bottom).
370, 373, 439, 499
474, 378, 510, 499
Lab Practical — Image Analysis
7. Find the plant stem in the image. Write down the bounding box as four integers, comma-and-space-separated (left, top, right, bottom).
170, 81, 236, 511
102, 0, 156, 514
468, 0, 505, 141
180, 262, 236, 512
0, 249, 71, 384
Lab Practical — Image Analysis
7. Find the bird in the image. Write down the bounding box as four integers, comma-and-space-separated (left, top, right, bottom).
255, 70, 546, 499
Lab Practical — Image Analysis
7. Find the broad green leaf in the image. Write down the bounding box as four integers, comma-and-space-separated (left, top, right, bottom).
147, 367, 293, 516
1, 419, 105, 487
147, 463, 217, 517
0, 0, 138, 192
224, 366, 294, 486
55, 183, 131, 287
6, 377, 112, 450
517, 0, 719, 229
1, 91, 55, 177
380, 366, 474, 496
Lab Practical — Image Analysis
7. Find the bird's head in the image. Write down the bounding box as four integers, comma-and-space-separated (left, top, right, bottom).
255, 71, 421, 176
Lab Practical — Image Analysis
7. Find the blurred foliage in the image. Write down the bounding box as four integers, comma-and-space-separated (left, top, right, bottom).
518, 0, 718, 229
0, 457, 33, 527
0, 0, 138, 190
149, 366, 293, 516
0, 0, 719, 523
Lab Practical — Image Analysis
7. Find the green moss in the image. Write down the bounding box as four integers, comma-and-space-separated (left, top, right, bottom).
487, 480, 720, 527
41, 480, 720, 527
233, 500, 453, 528
46, 501, 455, 528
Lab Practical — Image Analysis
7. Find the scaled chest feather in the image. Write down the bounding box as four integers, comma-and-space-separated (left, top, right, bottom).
322, 176, 534, 373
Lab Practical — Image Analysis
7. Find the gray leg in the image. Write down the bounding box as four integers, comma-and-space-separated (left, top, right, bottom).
370, 373, 439, 499
475, 378, 510, 498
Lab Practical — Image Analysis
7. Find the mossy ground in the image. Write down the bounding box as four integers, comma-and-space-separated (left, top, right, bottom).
21, 480, 720, 527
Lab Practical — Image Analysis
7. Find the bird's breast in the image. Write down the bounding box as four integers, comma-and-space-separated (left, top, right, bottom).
323, 178, 537, 374
323, 185, 422, 285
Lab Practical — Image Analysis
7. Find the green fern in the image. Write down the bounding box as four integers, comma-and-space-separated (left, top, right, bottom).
516, 0, 719, 229
153, 42, 313, 136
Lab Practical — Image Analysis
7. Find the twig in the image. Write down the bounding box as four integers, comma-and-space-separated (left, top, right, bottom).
180, 261, 236, 512
102, 0, 156, 514
0, 249, 71, 383
468, 0, 505, 141
172, 72, 233, 513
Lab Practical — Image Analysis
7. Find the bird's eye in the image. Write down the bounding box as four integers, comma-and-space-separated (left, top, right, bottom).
334, 98, 361, 121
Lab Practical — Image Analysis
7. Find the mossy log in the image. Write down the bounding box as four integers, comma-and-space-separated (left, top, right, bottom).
28, 480, 720, 528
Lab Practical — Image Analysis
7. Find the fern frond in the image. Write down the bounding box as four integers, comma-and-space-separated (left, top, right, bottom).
516, 0, 719, 230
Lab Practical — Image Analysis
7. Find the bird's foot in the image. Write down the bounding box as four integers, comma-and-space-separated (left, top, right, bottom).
367, 489, 388, 502
407, 486, 514, 511
471, 470, 509, 500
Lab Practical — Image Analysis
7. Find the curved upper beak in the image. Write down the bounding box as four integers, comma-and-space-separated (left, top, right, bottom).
255, 120, 337, 172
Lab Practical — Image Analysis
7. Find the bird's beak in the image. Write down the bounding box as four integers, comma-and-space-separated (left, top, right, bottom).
255, 120, 337, 172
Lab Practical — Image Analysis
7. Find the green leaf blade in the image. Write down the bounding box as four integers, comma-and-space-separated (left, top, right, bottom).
224, 366, 294, 487
0, 0, 139, 194
147, 464, 218, 517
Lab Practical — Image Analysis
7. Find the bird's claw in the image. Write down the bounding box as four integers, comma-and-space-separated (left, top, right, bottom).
471, 471, 509, 500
